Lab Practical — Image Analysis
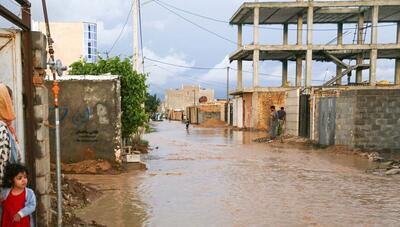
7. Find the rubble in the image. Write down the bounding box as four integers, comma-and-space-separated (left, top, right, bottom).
385, 168, 400, 175
50, 174, 106, 226
60, 159, 124, 175
254, 135, 400, 176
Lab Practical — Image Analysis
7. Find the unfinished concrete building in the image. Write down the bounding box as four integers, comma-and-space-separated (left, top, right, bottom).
229, 1, 400, 150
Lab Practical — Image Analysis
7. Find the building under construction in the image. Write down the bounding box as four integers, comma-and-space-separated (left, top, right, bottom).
228, 1, 400, 151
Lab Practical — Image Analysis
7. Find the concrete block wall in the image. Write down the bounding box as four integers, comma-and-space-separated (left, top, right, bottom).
335, 91, 356, 146
334, 89, 400, 151
352, 89, 400, 150
285, 89, 299, 136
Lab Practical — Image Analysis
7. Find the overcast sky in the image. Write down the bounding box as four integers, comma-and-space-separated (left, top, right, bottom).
1, 0, 398, 99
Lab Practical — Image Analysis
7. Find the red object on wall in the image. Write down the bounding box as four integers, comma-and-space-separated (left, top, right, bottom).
199, 96, 208, 103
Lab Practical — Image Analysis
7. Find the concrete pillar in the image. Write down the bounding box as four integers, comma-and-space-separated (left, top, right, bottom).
34, 86, 51, 227
238, 24, 243, 47
369, 5, 379, 86
237, 61, 243, 90
31, 31, 51, 227
356, 12, 365, 83
336, 23, 343, 85
282, 23, 288, 87
296, 13, 303, 87
237, 24, 243, 90
282, 60, 288, 87
253, 7, 260, 88
395, 22, 400, 85
305, 6, 313, 87
283, 23, 289, 45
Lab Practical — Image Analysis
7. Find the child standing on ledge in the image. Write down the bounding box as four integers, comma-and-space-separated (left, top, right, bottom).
1, 164, 36, 227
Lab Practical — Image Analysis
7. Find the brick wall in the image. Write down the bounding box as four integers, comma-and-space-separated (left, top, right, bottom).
256, 91, 286, 130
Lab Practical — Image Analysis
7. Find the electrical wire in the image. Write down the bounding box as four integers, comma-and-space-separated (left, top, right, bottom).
144, 56, 227, 70
145, 57, 326, 83
149, 0, 398, 32
152, 0, 238, 45
152, 64, 229, 87
108, 2, 134, 54
141, 0, 155, 6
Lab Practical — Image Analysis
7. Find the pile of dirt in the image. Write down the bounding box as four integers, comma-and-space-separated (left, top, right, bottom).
51, 174, 105, 226
196, 119, 227, 128
255, 135, 400, 176
61, 159, 124, 175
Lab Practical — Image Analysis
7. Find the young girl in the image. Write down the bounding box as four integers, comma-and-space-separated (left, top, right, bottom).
1, 164, 36, 227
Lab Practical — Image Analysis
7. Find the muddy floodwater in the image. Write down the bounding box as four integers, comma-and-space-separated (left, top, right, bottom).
76, 121, 400, 227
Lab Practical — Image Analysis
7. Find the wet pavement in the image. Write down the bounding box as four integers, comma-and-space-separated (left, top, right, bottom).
77, 121, 400, 227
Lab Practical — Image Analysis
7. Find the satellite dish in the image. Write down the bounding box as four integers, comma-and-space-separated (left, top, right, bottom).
55, 59, 67, 77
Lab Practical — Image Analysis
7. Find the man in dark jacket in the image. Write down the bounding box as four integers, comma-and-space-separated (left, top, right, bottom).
277, 107, 286, 141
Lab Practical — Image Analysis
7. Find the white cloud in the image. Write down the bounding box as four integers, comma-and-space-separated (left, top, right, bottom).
142, 47, 194, 88
97, 21, 132, 50
144, 20, 166, 31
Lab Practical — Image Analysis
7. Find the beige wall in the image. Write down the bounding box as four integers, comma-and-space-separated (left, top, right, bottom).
37, 22, 84, 70
165, 85, 214, 111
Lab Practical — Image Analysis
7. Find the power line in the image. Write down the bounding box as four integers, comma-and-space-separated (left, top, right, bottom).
153, 64, 230, 89
141, 0, 155, 6
108, 2, 134, 54
145, 57, 326, 82
155, 0, 227, 23
152, 0, 238, 45
148, 0, 398, 32
144, 56, 226, 70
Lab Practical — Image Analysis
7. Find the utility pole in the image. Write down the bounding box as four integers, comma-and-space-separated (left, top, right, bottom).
133, 0, 140, 71
226, 66, 230, 124
226, 66, 230, 103
193, 89, 196, 106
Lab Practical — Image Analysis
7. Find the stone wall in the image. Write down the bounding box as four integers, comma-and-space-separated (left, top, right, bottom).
45, 79, 121, 162
334, 89, 400, 151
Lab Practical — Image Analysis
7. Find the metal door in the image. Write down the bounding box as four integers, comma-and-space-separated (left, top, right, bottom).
299, 94, 310, 138
318, 97, 336, 145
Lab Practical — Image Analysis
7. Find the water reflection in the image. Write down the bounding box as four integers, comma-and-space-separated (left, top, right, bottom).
77, 121, 400, 227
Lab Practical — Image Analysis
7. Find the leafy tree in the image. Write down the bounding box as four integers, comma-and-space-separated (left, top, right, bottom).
69, 57, 148, 138
145, 93, 161, 115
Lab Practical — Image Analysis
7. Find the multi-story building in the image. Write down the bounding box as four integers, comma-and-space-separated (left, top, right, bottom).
32, 21, 98, 69
165, 85, 214, 112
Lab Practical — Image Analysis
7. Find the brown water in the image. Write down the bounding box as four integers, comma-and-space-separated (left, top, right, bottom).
77, 121, 400, 227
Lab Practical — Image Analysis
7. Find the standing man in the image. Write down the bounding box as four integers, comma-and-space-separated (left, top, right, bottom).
269, 106, 278, 140
277, 107, 286, 142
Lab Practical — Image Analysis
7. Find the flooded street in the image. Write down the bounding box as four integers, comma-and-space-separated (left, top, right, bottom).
77, 121, 400, 226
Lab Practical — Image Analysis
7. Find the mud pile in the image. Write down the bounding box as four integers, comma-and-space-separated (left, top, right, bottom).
51, 174, 105, 226
197, 119, 227, 128
61, 159, 123, 174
